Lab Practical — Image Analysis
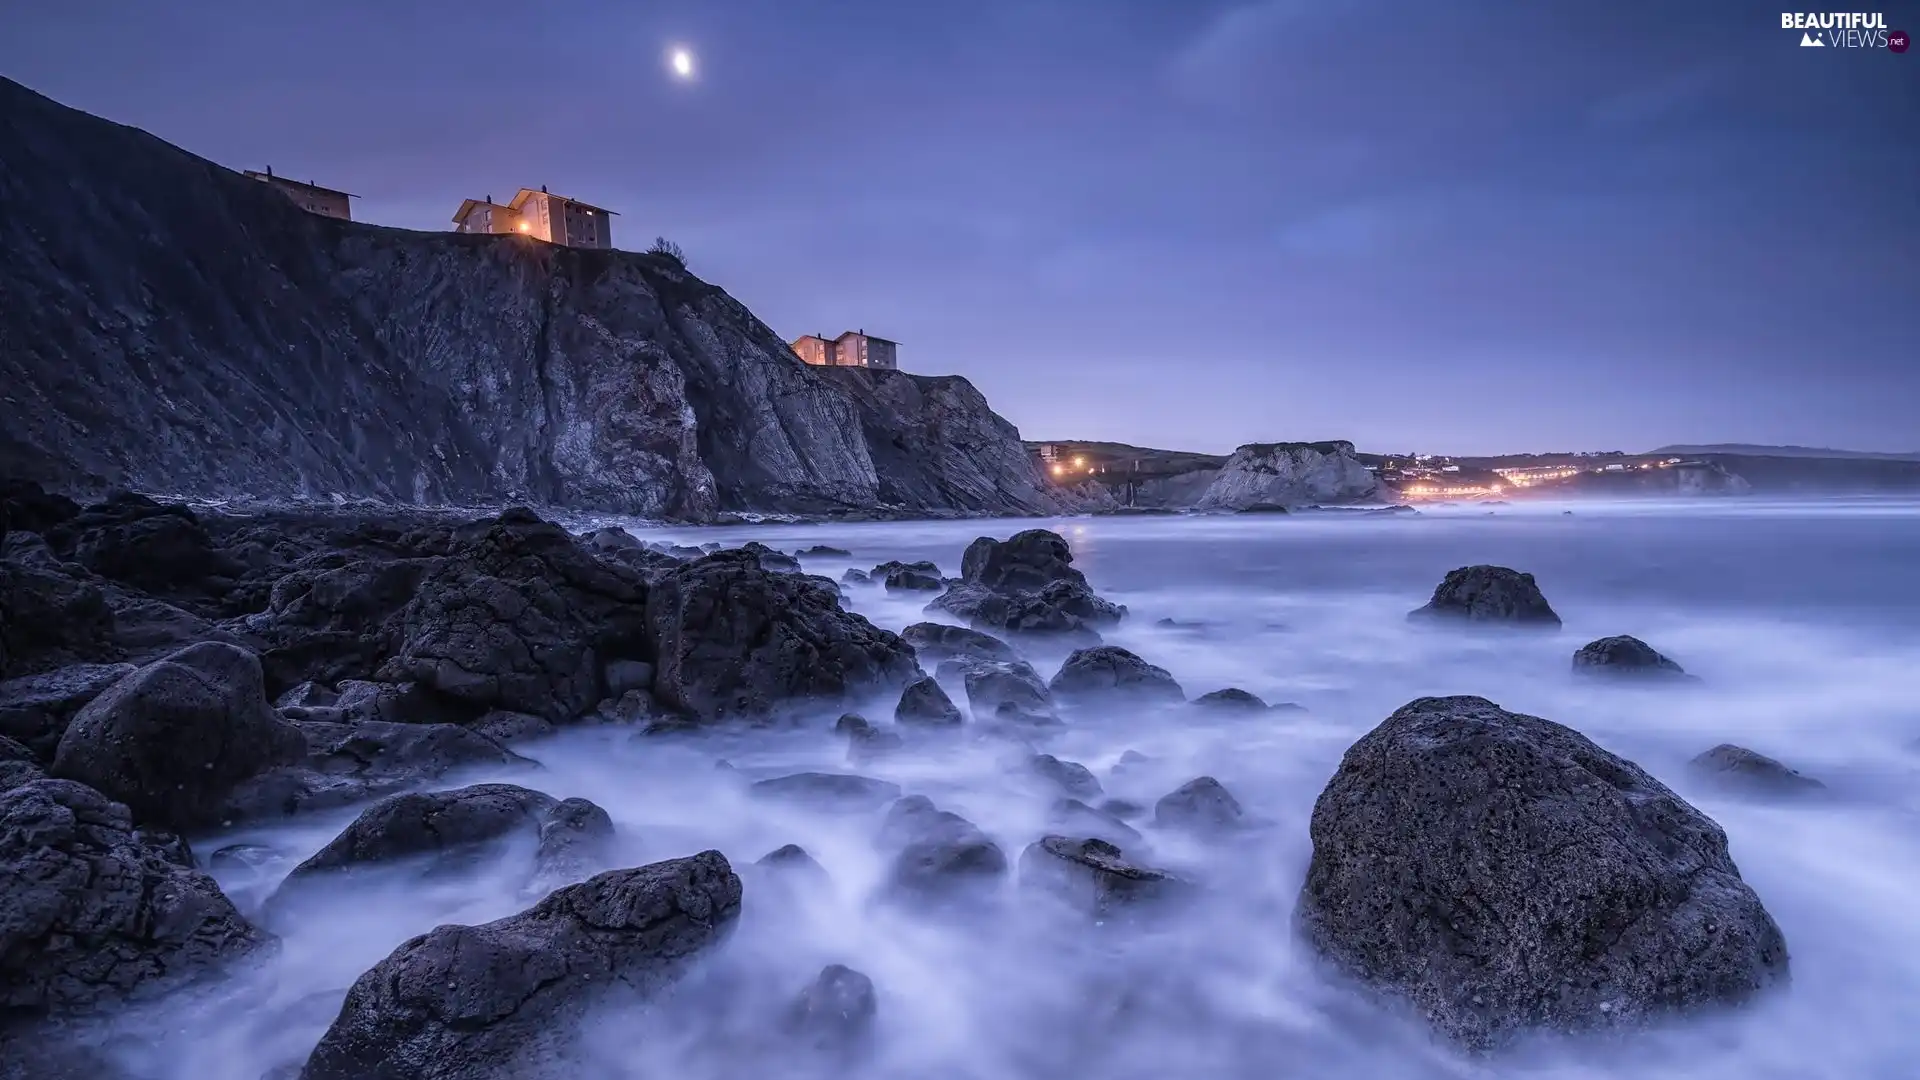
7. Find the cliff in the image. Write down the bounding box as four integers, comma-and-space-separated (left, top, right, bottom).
1192, 441, 1380, 509
0, 78, 1070, 521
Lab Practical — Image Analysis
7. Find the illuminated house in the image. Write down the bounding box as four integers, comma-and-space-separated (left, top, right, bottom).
245, 168, 354, 220
451, 186, 616, 249
790, 329, 899, 370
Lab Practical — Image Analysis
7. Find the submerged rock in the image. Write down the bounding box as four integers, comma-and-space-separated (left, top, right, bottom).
1191, 687, 1269, 713
52, 642, 304, 830
951, 658, 1055, 720
1298, 695, 1789, 1049
751, 772, 902, 811
797, 545, 852, 558
1028, 753, 1103, 799
298, 852, 742, 1080
223, 719, 527, 824
1407, 565, 1561, 628
876, 795, 1007, 905
873, 560, 943, 592
528, 797, 618, 895
894, 676, 962, 727
782, 964, 878, 1060
1046, 798, 1142, 847
0, 778, 267, 1016
1688, 744, 1825, 795
1049, 646, 1184, 704
899, 622, 1018, 664
1572, 635, 1692, 679
1019, 835, 1187, 918
278, 783, 562, 887
1153, 776, 1245, 835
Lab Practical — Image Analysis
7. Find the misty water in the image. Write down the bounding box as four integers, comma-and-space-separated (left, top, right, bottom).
133, 499, 1920, 1079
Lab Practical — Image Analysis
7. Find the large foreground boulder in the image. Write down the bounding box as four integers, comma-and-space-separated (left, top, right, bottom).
645, 550, 919, 722
1048, 646, 1184, 704
1572, 635, 1692, 679
1298, 696, 1788, 1049
926, 530, 1125, 639
1, 778, 267, 1016
298, 851, 742, 1080
1407, 566, 1561, 628
279, 783, 562, 887
52, 642, 304, 829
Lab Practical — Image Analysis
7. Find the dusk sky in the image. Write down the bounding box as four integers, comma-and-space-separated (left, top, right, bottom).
5, 1, 1915, 455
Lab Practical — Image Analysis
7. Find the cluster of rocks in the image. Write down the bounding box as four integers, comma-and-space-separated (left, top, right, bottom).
925, 529, 1127, 641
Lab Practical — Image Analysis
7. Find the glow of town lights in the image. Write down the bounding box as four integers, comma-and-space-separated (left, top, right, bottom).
669, 48, 695, 79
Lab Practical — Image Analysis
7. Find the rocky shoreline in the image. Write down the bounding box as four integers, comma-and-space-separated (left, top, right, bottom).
0, 480, 1815, 1076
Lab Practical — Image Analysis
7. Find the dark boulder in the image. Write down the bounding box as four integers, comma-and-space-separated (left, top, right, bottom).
925, 530, 1126, 640
1192, 687, 1269, 713
846, 726, 905, 765
1046, 798, 1141, 847
840, 568, 872, 586
876, 795, 1007, 904
1, 479, 80, 536
1298, 695, 1790, 1049
1, 778, 267, 1017
383, 510, 652, 722
645, 550, 918, 723
250, 556, 430, 695
1029, 753, 1102, 799
797, 545, 852, 558
278, 783, 560, 887
750, 772, 902, 812
874, 560, 943, 592
1049, 646, 1184, 704
580, 527, 640, 553
0, 560, 117, 677
52, 642, 304, 830
225, 720, 530, 824
1573, 635, 1692, 679
1, 733, 46, 791
754, 843, 830, 885
894, 676, 962, 727
1153, 776, 1245, 834
949, 658, 1054, 720
54, 496, 238, 601
900, 622, 1018, 664
958, 529, 1081, 592
1018, 835, 1187, 918
833, 713, 874, 739
528, 797, 618, 895
0, 662, 135, 759
1688, 744, 1825, 796
781, 964, 877, 1060
297, 851, 742, 1080
1408, 565, 1561, 627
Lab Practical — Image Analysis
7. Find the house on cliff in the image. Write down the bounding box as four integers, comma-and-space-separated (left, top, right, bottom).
791, 330, 899, 370
244, 168, 354, 220
452, 186, 616, 249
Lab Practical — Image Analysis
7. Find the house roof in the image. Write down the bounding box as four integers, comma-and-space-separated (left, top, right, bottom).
245, 171, 357, 199
834, 330, 899, 345
507, 188, 620, 216
450, 198, 524, 226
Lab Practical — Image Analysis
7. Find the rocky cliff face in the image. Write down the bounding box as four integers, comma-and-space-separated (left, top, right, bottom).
0, 78, 1070, 521
1191, 441, 1379, 509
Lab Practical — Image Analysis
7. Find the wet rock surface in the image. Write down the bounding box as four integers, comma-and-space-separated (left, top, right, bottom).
278, 784, 565, 887
899, 621, 1018, 664
781, 963, 878, 1060
1153, 776, 1246, 834
1191, 687, 1270, 713
894, 675, 962, 727
926, 530, 1125, 639
1408, 565, 1562, 628
1298, 695, 1789, 1049
297, 851, 742, 1080
877, 795, 1008, 905
1573, 635, 1693, 679
1688, 743, 1825, 795
1019, 835, 1187, 918
1049, 645, 1185, 704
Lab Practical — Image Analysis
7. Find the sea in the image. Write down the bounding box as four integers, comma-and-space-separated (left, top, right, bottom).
136, 497, 1920, 1079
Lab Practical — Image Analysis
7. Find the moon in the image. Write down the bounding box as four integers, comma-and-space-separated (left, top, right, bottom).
669, 47, 695, 80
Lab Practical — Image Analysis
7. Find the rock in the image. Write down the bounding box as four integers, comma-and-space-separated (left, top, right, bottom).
382, 511, 653, 721
646, 550, 918, 723
1049, 646, 1184, 704
275, 680, 339, 710
1, 479, 79, 536
839, 568, 872, 586
846, 727, 905, 765
51, 642, 304, 830
471, 710, 557, 743
877, 796, 1007, 904
925, 530, 1125, 639
797, 545, 852, 558
899, 622, 1018, 664
56, 496, 237, 600
0, 560, 117, 677
1408, 565, 1561, 628
1029, 754, 1102, 798
754, 843, 830, 885
528, 797, 617, 894
1046, 798, 1142, 847
953, 659, 1055, 720
225, 716, 531, 824
297, 852, 742, 1080
1097, 797, 1146, 820
1110, 750, 1153, 775
1688, 744, 1825, 795
750, 772, 902, 812
250, 555, 431, 695
0, 662, 135, 759
1019, 836, 1187, 918
782, 964, 877, 1060
1297, 695, 1790, 1049
874, 560, 943, 592
278, 784, 560, 888
1192, 441, 1379, 510
1192, 687, 1269, 713
0, 778, 267, 1016
737, 541, 802, 574
1153, 777, 1245, 834
580, 527, 640, 553
833, 713, 874, 738
209, 842, 284, 874
1572, 635, 1692, 679
1, 733, 46, 791
603, 659, 655, 698
894, 676, 962, 727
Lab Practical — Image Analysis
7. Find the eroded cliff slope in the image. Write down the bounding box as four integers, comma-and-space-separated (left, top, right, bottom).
0, 78, 1068, 520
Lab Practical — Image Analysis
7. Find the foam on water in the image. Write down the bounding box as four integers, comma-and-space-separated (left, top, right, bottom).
126, 499, 1920, 1079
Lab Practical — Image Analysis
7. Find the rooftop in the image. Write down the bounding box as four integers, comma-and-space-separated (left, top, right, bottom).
244, 170, 356, 199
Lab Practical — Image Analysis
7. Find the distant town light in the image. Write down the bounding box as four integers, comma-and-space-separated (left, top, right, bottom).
1072, 455, 1086, 468
517, 222, 530, 232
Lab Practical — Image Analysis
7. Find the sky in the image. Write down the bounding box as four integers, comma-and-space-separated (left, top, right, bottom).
4, 0, 1916, 455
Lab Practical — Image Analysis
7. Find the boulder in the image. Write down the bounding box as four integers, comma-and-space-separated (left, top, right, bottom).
899, 622, 1018, 664
528, 797, 617, 895
1298, 695, 1790, 1049
750, 772, 902, 812
959, 529, 1082, 592
645, 550, 918, 723
840, 568, 872, 586
846, 727, 905, 765
1048, 646, 1184, 704
1191, 441, 1379, 510
754, 843, 830, 886
737, 541, 802, 574
1029, 753, 1102, 798
0, 662, 135, 759
1046, 798, 1141, 847
383, 511, 653, 722
1, 733, 44, 791
877, 796, 1007, 904
1191, 687, 1269, 713
1, 778, 267, 1016
950, 658, 1054, 720
894, 676, 962, 727
1018, 835, 1187, 918
797, 545, 852, 558
55, 496, 238, 602
833, 713, 874, 739
224, 719, 528, 823
1688, 744, 1825, 796
781, 964, 877, 1060
250, 556, 430, 695
874, 560, 943, 592
0, 560, 117, 677
1, 479, 80, 536
603, 659, 655, 698
297, 852, 742, 1080
1153, 776, 1245, 834
52, 642, 304, 829
278, 784, 561, 887
925, 530, 1126, 640
1408, 565, 1561, 627
1572, 635, 1692, 679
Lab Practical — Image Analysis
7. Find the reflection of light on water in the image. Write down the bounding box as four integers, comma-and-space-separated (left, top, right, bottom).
133, 505, 1920, 1080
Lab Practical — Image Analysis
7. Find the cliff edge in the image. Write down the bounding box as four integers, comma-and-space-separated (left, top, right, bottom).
0, 78, 1068, 520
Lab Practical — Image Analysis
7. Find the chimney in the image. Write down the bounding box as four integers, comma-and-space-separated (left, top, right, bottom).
486, 194, 492, 204
541, 184, 548, 193
265, 165, 273, 177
